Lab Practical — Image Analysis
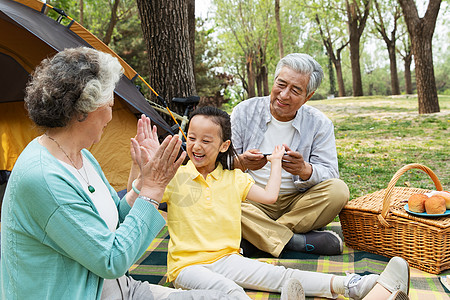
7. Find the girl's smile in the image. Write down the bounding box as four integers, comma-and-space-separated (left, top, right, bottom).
186, 115, 230, 178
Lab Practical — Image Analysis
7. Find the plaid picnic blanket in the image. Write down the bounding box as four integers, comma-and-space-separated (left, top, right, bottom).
129, 223, 450, 299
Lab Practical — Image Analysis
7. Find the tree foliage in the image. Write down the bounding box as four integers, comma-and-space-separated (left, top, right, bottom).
394, 18, 414, 94
213, 0, 275, 98
45, 0, 449, 112
194, 19, 235, 107
301, 0, 349, 97
371, 0, 402, 95
50, 0, 149, 81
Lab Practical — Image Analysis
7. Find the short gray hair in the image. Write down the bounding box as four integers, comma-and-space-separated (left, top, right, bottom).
274, 53, 324, 97
25, 47, 123, 128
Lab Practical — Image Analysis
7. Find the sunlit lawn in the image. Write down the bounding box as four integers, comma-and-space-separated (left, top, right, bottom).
309, 95, 450, 199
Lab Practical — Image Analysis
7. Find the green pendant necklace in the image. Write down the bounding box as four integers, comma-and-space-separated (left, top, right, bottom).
45, 133, 96, 193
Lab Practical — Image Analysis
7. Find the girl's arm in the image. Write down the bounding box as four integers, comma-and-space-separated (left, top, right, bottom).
245, 145, 285, 204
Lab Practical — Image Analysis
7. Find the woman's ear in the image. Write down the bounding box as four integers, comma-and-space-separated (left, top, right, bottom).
219, 140, 231, 153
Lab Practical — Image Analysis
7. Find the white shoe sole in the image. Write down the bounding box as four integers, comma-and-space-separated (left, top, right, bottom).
377, 257, 410, 295
281, 278, 305, 300
387, 290, 410, 300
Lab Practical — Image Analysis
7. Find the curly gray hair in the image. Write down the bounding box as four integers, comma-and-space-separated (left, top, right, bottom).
274, 53, 324, 97
25, 47, 123, 128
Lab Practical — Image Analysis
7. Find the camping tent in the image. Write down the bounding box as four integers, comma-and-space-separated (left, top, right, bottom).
0, 0, 174, 190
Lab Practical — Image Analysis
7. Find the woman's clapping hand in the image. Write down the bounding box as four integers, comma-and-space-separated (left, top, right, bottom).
131, 134, 186, 199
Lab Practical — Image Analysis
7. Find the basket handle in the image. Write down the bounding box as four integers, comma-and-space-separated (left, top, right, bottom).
377, 163, 443, 227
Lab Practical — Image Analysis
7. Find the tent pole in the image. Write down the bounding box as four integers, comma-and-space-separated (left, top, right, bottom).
137, 75, 188, 141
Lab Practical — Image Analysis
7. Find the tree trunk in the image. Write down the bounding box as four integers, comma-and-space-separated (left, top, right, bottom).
314, 13, 348, 98
349, 39, 363, 96
328, 56, 336, 96
368, 80, 374, 95
256, 70, 263, 97
412, 37, 439, 113
262, 65, 269, 96
404, 52, 413, 94
373, 0, 401, 95
136, 0, 196, 117
103, 0, 120, 46
258, 47, 269, 96
246, 54, 256, 98
275, 0, 284, 58
335, 60, 346, 97
398, 36, 413, 94
187, 0, 195, 71
398, 0, 441, 114
79, 0, 84, 26
346, 0, 370, 97
256, 65, 269, 96
387, 45, 400, 95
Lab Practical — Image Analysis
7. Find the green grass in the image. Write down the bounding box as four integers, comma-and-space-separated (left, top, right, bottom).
309, 95, 450, 199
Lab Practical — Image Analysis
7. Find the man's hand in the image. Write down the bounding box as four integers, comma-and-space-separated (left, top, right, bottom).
282, 144, 312, 180
235, 149, 267, 171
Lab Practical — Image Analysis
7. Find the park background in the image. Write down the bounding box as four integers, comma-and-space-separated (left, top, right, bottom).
46, 0, 449, 108
45, 0, 448, 195
0, 1, 449, 298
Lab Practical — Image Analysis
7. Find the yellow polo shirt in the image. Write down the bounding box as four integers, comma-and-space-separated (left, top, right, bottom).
162, 161, 254, 282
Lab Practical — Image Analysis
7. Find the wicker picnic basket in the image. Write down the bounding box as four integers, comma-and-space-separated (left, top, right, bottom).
339, 163, 450, 274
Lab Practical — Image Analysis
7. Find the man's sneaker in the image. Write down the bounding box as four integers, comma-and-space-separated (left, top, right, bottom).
304, 230, 343, 255
344, 273, 379, 300
281, 278, 305, 300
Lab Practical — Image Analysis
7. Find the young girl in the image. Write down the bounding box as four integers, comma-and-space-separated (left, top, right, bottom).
131, 107, 410, 300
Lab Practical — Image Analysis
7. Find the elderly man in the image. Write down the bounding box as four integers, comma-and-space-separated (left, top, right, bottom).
231, 53, 349, 257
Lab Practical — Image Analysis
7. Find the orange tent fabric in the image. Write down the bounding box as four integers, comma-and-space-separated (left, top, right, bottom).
0, 0, 173, 190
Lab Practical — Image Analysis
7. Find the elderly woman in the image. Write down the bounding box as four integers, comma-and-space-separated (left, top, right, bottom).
0, 47, 229, 300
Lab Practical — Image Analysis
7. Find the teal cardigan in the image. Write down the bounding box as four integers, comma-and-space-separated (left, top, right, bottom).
1, 138, 166, 299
